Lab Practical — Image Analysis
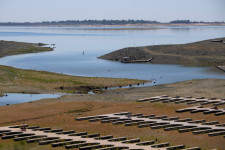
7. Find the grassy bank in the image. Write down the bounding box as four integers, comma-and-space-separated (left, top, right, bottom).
99, 37, 225, 66
0, 40, 53, 58
0, 65, 146, 94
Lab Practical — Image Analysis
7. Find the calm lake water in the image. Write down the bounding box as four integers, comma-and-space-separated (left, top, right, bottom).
0, 26, 224, 86
0, 93, 60, 106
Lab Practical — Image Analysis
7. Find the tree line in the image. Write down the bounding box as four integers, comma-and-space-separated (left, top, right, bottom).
0, 20, 158, 26
0, 19, 224, 26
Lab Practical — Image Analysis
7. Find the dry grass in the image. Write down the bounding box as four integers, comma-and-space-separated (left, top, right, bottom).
0, 100, 224, 150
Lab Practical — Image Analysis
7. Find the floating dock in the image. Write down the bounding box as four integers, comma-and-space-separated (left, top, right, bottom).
217, 66, 225, 72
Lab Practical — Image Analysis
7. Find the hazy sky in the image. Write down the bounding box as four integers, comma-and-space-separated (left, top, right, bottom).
0, 0, 225, 22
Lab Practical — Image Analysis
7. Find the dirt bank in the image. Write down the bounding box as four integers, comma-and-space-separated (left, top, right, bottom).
99, 37, 225, 66
1, 78, 225, 149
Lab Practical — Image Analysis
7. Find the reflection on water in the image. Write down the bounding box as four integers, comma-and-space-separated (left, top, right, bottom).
0, 26, 224, 86
0, 93, 60, 106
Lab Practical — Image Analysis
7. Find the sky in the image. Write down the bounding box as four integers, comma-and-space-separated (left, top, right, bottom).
0, 0, 225, 22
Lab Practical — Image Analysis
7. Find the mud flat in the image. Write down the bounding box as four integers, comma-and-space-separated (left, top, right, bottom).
99, 37, 225, 66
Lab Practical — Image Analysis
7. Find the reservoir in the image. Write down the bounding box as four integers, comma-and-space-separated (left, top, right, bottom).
0, 26, 224, 86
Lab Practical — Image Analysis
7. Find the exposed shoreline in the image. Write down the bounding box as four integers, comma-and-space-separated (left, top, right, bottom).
99, 37, 225, 67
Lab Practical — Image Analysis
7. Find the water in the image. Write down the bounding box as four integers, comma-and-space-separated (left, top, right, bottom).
0, 93, 60, 106
0, 26, 224, 86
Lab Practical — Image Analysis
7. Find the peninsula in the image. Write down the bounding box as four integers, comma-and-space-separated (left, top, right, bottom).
99, 37, 225, 66
0, 40, 53, 57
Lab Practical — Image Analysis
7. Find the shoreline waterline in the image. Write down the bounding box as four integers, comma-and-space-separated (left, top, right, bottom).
0, 26, 225, 90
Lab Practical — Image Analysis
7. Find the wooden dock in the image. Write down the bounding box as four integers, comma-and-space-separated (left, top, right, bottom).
0, 124, 199, 150
217, 66, 225, 72
121, 58, 154, 63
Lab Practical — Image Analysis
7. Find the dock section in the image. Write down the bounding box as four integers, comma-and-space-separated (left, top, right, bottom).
217, 66, 225, 72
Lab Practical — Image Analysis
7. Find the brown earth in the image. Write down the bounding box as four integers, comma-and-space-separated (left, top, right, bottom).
0, 79, 225, 149
0, 100, 224, 150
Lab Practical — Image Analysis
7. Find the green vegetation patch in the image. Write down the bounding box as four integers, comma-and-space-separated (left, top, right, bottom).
0, 40, 53, 58
0, 65, 146, 94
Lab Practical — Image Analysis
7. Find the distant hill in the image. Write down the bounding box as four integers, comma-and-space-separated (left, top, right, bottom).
0, 20, 158, 26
